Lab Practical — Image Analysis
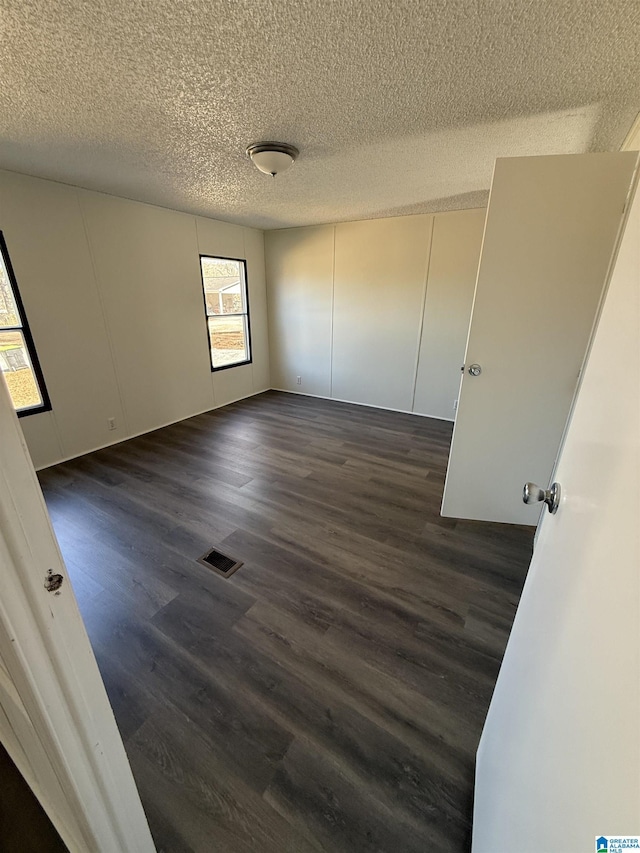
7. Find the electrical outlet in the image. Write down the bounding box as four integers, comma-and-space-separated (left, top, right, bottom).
107, 417, 117, 430
296, 376, 301, 385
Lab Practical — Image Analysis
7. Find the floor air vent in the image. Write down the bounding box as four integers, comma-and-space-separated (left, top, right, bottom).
196, 548, 243, 578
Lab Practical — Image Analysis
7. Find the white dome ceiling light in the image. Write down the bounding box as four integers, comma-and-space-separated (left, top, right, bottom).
246, 142, 299, 177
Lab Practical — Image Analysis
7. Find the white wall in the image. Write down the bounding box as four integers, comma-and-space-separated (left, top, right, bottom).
0, 169, 269, 469
265, 225, 335, 397
332, 216, 433, 411
265, 208, 486, 419
623, 112, 640, 151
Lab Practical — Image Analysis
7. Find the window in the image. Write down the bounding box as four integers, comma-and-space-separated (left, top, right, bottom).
199, 255, 252, 371
0, 233, 50, 416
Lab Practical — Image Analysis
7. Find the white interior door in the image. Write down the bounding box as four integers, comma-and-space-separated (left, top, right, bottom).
472, 162, 640, 851
442, 152, 638, 524
0, 377, 155, 852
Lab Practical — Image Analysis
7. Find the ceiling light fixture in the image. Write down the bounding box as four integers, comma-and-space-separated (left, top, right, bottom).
246, 142, 299, 177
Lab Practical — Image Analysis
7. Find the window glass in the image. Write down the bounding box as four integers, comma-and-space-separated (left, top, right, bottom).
0, 235, 50, 415
0, 276, 20, 327
200, 256, 251, 370
207, 316, 250, 369
201, 258, 246, 316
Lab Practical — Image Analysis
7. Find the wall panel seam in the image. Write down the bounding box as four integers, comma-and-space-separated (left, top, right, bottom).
75, 190, 131, 437
46, 411, 66, 464
329, 225, 336, 397
243, 227, 254, 396
411, 216, 435, 412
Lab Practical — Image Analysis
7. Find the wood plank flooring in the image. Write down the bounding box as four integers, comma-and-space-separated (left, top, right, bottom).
38, 391, 534, 853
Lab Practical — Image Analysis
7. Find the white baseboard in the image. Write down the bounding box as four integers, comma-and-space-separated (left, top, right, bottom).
35, 387, 270, 471
269, 387, 455, 423
36, 385, 451, 471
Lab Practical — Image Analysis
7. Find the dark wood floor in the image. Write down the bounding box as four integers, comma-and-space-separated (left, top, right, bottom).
38, 391, 533, 853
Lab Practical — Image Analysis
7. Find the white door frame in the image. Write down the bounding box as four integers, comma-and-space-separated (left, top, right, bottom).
0, 377, 155, 852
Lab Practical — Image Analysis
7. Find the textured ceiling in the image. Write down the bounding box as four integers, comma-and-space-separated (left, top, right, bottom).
1, 0, 640, 229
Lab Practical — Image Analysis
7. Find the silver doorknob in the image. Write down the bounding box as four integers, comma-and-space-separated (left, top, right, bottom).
523, 482, 561, 514
468, 363, 482, 377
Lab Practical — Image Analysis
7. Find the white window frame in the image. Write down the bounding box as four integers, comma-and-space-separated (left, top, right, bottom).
0, 232, 51, 416
199, 255, 252, 372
